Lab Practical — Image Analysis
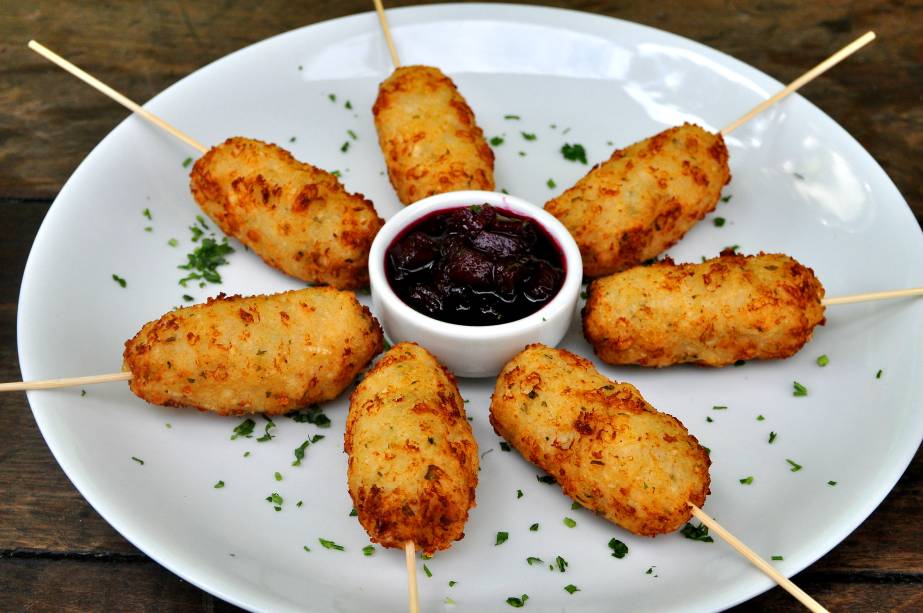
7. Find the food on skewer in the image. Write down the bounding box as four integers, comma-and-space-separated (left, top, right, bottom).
582, 251, 825, 367
28, 41, 384, 290
490, 344, 710, 536
545, 123, 729, 277
345, 342, 478, 554
545, 32, 875, 279
124, 287, 384, 414
191, 137, 383, 289
373, 65, 495, 205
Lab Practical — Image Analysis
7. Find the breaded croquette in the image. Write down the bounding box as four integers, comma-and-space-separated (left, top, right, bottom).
190, 137, 384, 289
373, 65, 494, 205
345, 343, 478, 554
123, 287, 383, 414
490, 344, 710, 536
545, 123, 730, 278
583, 251, 826, 367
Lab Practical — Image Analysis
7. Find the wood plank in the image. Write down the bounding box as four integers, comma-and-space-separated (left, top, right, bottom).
0, 0, 920, 225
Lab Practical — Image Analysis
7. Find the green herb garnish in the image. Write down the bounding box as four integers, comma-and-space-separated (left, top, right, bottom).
739, 476, 754, 485
167, 238, 178, 247
318, 537, 344, 551
563, 517, 576, 528
112, 274, 127, 288
504, 114, 521, 120
214, 480, 225, 488
546, 178, 556, 189
499, 441, 511, 452
680, 522, 713, 542
792, 381, 808, 397
516, 490, 523, 499
131, 456, 144, 465
506, 594, 529, 608
182, 157, 193, 168
769, 432, 777, 444
529, 523, 539, 531
536, 475, 555, 484
720, 194, 732, 203
608, 538, 628, 559
490, 136, 504, 146
556, 556, 568, 572
288, 406, 331, 427
142, 208, 152, 220
178, 237, 234, 286
274, 472, 282, 481
495, 531, 509, 545
362, 545, 374, 556
712, 405, 727, 410
423, 564, 432, 578
521, 132, 537, 141
265, 492, 283, 511
876, 369, 883, 379
561, 143, 587, 164
817, 354, 829, 367
526, 556, 543, 566
340, 141, 350, 153
564, 584, 579, 594
828, 480, 837, 486
231, 418, 255, 440
347, 129, 358, 140
292, 434, 325, 466
713, 217, 726, 227
786, 459, 803, 472
772, 555, 784, 561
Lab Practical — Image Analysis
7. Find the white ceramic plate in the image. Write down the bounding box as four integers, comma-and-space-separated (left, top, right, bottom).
18, 4, 923, 612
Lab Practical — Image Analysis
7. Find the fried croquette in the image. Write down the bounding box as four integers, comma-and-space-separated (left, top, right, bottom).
490, 344, 710, 536
123, 287, 383, 414
545, 123, 730, 278
190, 137, 384, 289
583, 251, 826, 367
345, 343, 478, 554
373, 65, 494, 205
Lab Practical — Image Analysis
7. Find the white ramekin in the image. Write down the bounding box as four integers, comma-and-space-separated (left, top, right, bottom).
368, 190, 582, 378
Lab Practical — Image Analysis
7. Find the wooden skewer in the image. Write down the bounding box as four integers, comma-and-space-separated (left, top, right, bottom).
721, 31, 875, 136
1, 285, 919, 393
0, 371, 132, 392
689, 504, 828, 613
404, 540, 419, 613
28, 40, 208, 153
822, 286, 923, 306
372, 0, 401, 67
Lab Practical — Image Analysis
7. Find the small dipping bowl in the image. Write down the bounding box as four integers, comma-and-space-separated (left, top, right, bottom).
368, 190, 582, 378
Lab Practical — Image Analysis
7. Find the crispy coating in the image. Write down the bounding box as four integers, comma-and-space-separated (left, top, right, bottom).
190, 137, 384, 289
583, 252, 826, 367
545, 123, 730, 278
345, 343, 478, 554
373, 65, 495, 205
490, 344, 710, 536
123, 287, 383, 415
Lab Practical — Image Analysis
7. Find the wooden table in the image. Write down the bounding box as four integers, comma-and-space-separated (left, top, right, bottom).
1, 1, 920, 610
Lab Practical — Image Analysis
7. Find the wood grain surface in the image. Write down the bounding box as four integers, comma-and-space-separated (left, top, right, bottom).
0, 1, 920, 611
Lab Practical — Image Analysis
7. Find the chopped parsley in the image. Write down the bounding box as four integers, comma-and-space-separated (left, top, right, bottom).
516, 489, 523, 499
143, 226, 152, 232
347, 129, 358, 140
772, 555, 784, 561
757, 415, 765, 421
328, 93, 336, 102
876, 369, 883, 379
231, 418, 255, 440
296, 500, 303, 507
563, 517, 577, 528
499, 441, 511, 452
256, 416, 276, 442
142, 208, 152, 220
720, 194, 732, 203
349, 508, 358, 517
423, 563, 432, 578
265, 492, 283, 511
449, 580, 457, 587
80, 390, 87, 397
680, 522, 714, 543
444, 597, 455, 605
521, 132, 537, 141
182, 157, 193, 168
546, 178, 556, 189
529, 523, 539, 531
288, 405, 331, 427
303, 545, 310, 552
769, 432, 777, 444
646, 567, 655, 575
561, 143, 587, 164
504, 114, 521, 120
608, 538, 629, 559
178, 237, 234, 287
555, 556, 568, 572
167, 238, 178, 247
292, 434, 325, 466
786, 459, 803, 472
490, 136, 505, 146
580, 289, 588, 299
817, 354, 829, 367
571, 501, 580, 510
318, 537, 344, 551
345, 100, 353, 110
131, 456, 144, 465
274, 472, 282, 481
495, 531, 509, 545
340, 141, 350, 153
792, 381, 808, 397
243, 451, 251, 458
112, 274, 127, 288
526, 556, 543, 566
828, 480, 838, 486
213, 480, 225, 489
359, 544, 373, 556
713, 217, 726, 227
564, 584, 579, 594
536, 475, 555, 484
739, 476, 754, 485
706, 416, 713, 423
506, 594, 529, 608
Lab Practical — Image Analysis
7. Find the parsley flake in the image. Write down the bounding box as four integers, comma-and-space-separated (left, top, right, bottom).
536, 475, 555, 484
347, 129, 358, 140
490, 136, 504, 146
112, 274, 127, 288
521, 132, 537, 141
506, 594, 529, 608
340, 141, 350, 153
546, 178, 556, 189
713, 217, 726, 227
449, 580, 457, 587
680, 522, 713, 542
769, 432, 777, 444
423, 563, 432, 578
360, 544, 374, 556
167, 238, 178, 247
792, 381, 808, 397
516, 489, 523, 499
757, 415, 765, 421
178, 237, 234, 287
828, 480, 838, 486
142, 208, 152, 220
720, 194, 732, 203
131, 456, 144, 465
556, 556, 568, 572
876, 369, 883, 379
608, 538, 629, 559
561, 143, 587, 164
214, 480, 225, 488
739, 476, 754, 485
504, 114, 521, 120
526, 556, 543, 566
499, 441, 511, 452
786, 459, 803, 472
495, 531, 509, 545
265, 492, 283, 511
231, 418, 255, 440
288, 405, 331, 427
274, 472, 282, 481
182, 157, 193, 168
563, 517, 577, 528
817, 354, 829, 367
529, 523, 539, 531
318, 537, 344, 551
564, 584, 579, 594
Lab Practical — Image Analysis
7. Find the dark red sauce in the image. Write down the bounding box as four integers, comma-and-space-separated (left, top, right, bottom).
386, 204, 565, 326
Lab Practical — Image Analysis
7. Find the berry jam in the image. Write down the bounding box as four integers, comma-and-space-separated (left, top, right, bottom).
385, 204, 565, 326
